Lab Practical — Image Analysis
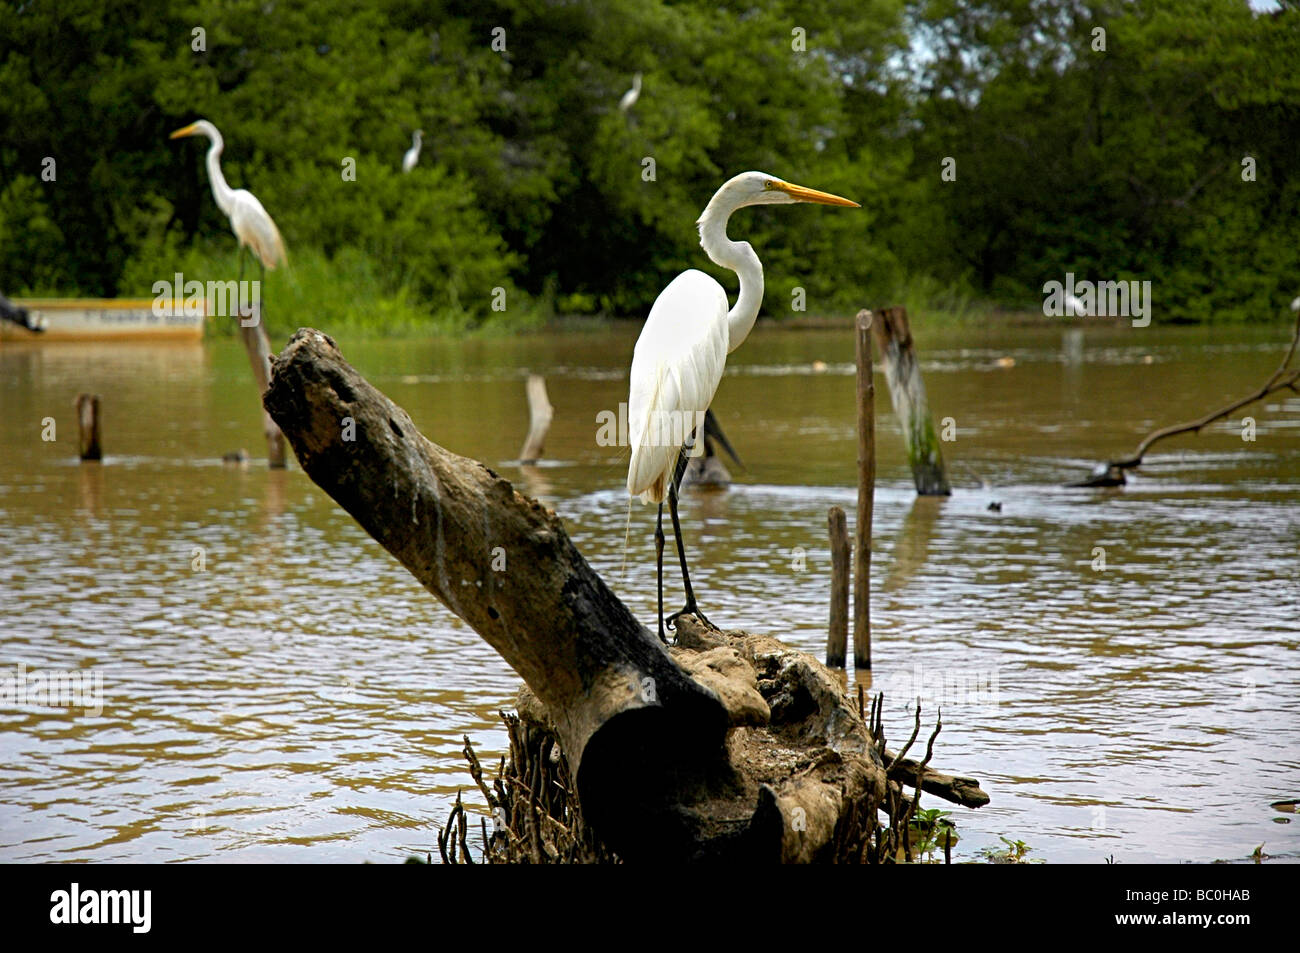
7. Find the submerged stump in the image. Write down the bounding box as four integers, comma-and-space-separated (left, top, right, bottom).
518, 374, 553, 464
871, 306, 950, 496
75, 393, 102, 462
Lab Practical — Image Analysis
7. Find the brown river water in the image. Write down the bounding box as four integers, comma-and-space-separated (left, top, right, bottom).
1, 321, 1297, 863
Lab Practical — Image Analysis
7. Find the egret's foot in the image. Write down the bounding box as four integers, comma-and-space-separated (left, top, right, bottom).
656, 616, 670, 645
666, 603, 717, 632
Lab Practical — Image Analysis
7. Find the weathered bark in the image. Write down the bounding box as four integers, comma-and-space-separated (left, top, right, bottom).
870, 306, 951, 496
263, 328, 988, 862
239, 308, 287, 469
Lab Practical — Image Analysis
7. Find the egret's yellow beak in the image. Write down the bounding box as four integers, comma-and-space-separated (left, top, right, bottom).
169, 123, 199, 140
771, 181, 860, 208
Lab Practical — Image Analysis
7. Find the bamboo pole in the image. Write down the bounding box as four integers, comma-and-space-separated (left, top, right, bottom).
75, 393, 101, 461
519, 374, 553, 464
871, 306, 950, 496
826, 505, 849, 668
239, 305, 286, 468
854, 310, 875, 670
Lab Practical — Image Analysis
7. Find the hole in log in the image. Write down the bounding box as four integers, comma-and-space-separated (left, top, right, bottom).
487, 606, 499, 620
324, 368, 358, 404
577, 696, 735, 862
389, 417, 403, 438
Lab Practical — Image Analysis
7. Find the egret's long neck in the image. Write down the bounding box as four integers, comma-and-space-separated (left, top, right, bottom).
698, 199, 763, 354
203, 133, 235, 217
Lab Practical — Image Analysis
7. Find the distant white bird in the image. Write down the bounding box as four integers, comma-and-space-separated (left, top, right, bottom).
627, 171, 858, 640
618, 73, 642, 113
169, 120, 287, 283
1291, 295, 1300, 312
402, 129, 423, 173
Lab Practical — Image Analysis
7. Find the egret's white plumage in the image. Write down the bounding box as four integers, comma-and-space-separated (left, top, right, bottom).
628, 269, 729, 503
626, 171, 859, 506
619, 73, 642, 113
402, 129, 423, 173
626, 171, 858, 638
169, 119, 286, 270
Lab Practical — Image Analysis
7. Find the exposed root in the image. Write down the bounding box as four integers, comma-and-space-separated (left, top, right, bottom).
440, 696, 963, 864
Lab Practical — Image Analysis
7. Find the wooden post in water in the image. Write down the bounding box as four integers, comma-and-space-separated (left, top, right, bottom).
854, 310, 875, 670
870, 306, 950, 496
826, 505, 849, 668
75, 393, 101, 461
519, 374, 553, 464
239, 306, 287, 468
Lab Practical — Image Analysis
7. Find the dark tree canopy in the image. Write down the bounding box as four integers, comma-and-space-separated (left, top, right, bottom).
2, 0, 1296, 329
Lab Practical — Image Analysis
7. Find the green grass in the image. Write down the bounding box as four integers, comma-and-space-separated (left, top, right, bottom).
116, 241, 550, 339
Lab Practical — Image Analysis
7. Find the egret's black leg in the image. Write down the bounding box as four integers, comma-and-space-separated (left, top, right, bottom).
665, 480, 716, 631
654, 503, 667, 643
671, 434, 694, 495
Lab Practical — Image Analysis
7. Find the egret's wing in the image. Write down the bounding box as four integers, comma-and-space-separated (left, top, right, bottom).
627, 269, 729, 503
230, 190, 287, 270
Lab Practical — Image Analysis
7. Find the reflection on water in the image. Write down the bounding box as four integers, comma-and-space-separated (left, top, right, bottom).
0, 323, 1297, 863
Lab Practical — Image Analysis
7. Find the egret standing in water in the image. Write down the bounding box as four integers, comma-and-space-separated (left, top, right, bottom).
169, 120, 287, 316
618, 73, 642, 113
627, 171, 859, 642
402, 129, 423, 173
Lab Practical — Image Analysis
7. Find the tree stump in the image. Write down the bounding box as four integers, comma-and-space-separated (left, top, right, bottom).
75, 393, 102, 461
871, 306, 950, 496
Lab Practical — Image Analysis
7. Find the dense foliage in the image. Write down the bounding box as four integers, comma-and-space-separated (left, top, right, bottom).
1, 0, 1297, 330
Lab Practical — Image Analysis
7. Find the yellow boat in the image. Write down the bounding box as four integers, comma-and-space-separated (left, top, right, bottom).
1, 299, 206, 341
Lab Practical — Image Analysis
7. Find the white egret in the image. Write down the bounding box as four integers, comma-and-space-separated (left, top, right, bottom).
402, 129, 423, 173
618, 73, 642, 113
627, 171, 858, 641
169, 120, 287, 312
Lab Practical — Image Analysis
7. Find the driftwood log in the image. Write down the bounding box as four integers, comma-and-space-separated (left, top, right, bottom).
263, 328, 987, 862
